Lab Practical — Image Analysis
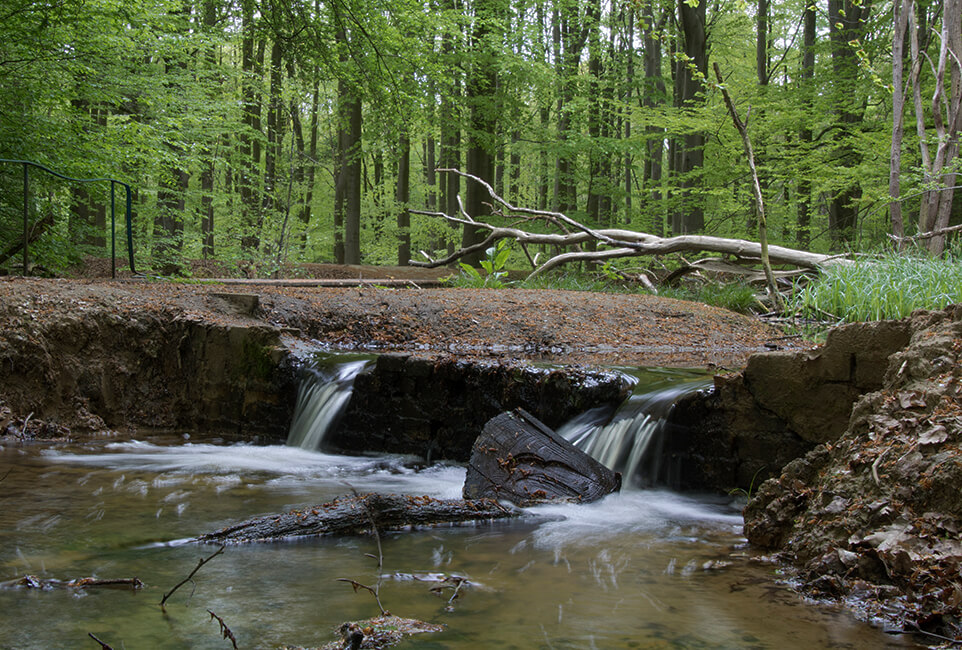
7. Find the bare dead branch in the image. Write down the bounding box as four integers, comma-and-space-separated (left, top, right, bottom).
713, 62, 783, 311
207, 610, 238, 649
413, 171, 851, 282
339, 484, 388, 616
889, 220, 962, 242
160, 545, 225, 610
87, 632, 113, 649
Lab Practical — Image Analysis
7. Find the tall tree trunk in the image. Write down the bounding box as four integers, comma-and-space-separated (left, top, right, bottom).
642, 0, 666, 236
439, 0, 462, 255
674, 0, 708, 234
263, 39, 283, 216
796, 1, 816, 248
553, 2, 589, 214
240, 0, 260, 252
397, 132, 411, 265
910, 0, 962, 254
300, 76, 320, 250
463, 0, 506, 263
586, 0, 603, 226
889, 0, 912, 246
827, 0, 872, 247
200, 0, 218, 259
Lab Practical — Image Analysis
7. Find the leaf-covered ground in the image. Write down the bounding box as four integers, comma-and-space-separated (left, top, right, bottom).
745, 305, 962, 642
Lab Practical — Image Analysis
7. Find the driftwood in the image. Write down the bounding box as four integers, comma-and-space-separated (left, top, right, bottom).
160, 545, 224, 609
1, 575, 143, 590
463, 409, 621, 506
410, 170, 850, 281
196, 493, 516, 544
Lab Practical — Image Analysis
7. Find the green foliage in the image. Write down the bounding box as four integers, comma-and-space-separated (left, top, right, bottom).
0, 0, 950, 275
660, 281, 762, 315
450, 239, 512, 288
790, 249, 962, 322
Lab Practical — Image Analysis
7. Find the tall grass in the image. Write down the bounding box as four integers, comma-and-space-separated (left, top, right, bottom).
790, 249, 962, 322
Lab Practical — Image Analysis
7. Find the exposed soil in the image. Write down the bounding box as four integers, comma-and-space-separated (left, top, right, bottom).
0, 271, 791, 368
0, 264, 790, 443
744, 305, 962, 642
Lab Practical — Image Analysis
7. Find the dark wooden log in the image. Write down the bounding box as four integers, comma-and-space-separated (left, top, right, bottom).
195, 493, 516, 544
1, 575, 144, 590
463, 408, 622, 506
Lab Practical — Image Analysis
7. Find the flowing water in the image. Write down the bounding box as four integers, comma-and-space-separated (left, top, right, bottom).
0, 435, 914, 649
559, 368, 713, 487
286, 355, 372, 451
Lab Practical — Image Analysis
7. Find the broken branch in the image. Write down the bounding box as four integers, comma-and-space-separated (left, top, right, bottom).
412, 172, 851, 282
160, 545, 225, 610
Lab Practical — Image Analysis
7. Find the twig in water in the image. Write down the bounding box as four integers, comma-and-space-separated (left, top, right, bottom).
337, 487, 388, 615
160, 545, 225, 610
18, 412, 32, 442
430, 575, 467, 611
87, 632, 113, 649
207, 609, 238, 649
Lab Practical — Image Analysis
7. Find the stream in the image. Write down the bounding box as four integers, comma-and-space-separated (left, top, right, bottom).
0, 363, 918, 649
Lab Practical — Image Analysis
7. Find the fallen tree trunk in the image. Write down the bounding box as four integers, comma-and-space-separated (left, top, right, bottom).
410, 170, 850, 281
195, 493, 516, 544
463, 409, 621, 506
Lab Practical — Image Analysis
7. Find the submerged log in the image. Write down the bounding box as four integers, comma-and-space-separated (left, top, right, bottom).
463, 408, 621, 506
196, 493, 516, 544
0, 575, 144, 590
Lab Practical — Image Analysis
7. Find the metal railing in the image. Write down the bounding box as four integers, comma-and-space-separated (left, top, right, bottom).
0, 159, 137, 278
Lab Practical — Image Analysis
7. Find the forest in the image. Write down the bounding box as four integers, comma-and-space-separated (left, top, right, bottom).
0, 0, 960, 276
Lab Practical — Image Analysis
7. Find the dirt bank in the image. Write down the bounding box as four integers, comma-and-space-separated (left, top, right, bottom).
0, 276, 788, 440
744, 305, 962, 641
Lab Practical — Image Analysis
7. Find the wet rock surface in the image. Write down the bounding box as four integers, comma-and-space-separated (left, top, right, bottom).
329, 355, 632, 461
743, 305, 962, 640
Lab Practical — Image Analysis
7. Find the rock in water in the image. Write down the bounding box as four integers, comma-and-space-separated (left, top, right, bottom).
463, 408, 621, 506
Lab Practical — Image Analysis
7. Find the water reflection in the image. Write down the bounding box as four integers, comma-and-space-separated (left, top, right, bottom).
0, 438, 914, 649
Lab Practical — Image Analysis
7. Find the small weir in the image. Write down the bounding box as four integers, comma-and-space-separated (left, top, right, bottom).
558, 371, 713, 487
286, 356, 370, 451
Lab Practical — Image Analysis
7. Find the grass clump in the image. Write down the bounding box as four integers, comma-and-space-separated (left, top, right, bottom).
790, 249, 962, 322
660, 281, 761, 314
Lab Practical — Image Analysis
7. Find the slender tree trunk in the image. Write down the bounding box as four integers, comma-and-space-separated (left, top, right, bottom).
397, 132, 411, 265
300, 76, 320, 250
240, 0, 261, 252
827, 0, 872, 247
439, 0, 462, 255
463, 0, 505, 263
796, 1, 816, 247
586, 0, 602, 226
674, 0, 708, 234
889, 0, 912, 246
642, 0, 666, 236
262, 40, 283, 216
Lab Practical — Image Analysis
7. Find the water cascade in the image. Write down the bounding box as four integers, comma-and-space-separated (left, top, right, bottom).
286, 357, 370, 451
558, 373, 712, 487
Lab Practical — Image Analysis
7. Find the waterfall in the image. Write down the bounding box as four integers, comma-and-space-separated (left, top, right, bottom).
286, 358, 370, 451
558, 373, 712, 488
